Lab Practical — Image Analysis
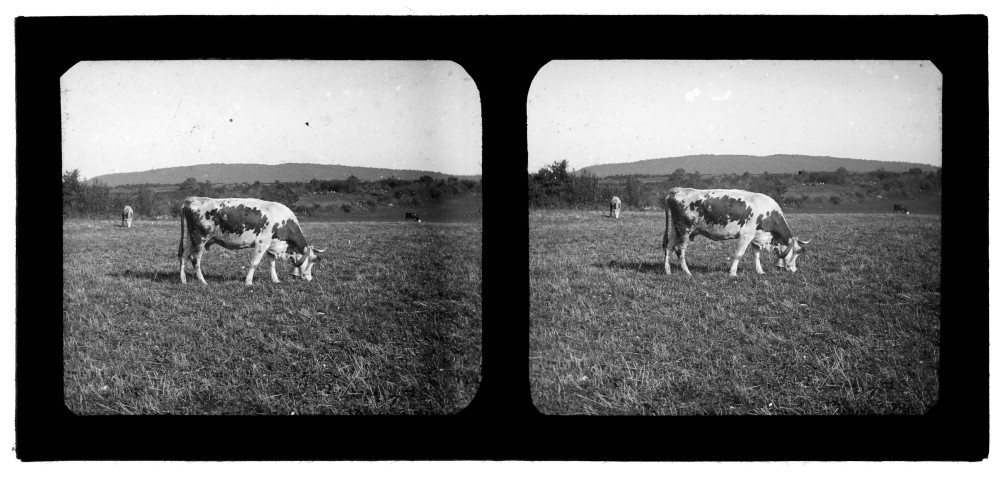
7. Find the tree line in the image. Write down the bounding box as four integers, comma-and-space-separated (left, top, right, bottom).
528, 160, 942, 210
62, 169, 483, 219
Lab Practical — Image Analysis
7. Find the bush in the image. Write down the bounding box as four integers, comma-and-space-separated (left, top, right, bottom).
341, 204, 353, 213
829, 195, 842, 205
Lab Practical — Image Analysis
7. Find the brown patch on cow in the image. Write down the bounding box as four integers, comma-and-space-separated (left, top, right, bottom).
202, 205, 270, 236
688, 195, 752, 227
756, 210, 793, 245
272, 219, 307, 254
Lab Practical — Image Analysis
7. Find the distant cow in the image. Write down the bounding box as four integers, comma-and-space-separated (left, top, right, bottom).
122, 206, 133, 228
663, 188, 810, 277
610, 196, 621, 219
178, 197, 326, 285
405, 212, 421, 223
893, 204, 910, 215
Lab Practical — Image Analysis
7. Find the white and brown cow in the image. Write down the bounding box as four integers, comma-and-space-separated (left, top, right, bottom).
610, 196, 622, 219
178, 197, 326, 285
663, 188, 809, 277
122, 205, 133, 228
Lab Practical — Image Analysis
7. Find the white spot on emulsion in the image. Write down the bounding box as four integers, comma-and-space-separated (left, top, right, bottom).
685, 88, 701, 103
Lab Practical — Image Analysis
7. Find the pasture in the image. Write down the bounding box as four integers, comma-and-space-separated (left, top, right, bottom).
529, 210, 940, 415
63, 217, 482, 414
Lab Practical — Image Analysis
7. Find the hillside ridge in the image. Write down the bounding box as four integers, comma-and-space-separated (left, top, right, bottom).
90, 162, 479, 186
579, 154, 938, 177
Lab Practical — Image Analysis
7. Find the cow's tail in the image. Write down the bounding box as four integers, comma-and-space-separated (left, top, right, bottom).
178, 208, 187, 260
662, 194, 670, 251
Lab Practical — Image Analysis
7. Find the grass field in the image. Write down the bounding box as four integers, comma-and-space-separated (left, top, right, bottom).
529, 209, 940, 415
63, 217, 482, 415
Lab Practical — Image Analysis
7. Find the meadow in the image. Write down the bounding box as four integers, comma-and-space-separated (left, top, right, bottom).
63, 216, 482, 415
529, 209, 940, 415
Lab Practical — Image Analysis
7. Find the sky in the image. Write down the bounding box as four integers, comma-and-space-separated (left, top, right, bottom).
61, 60, 482, 180
527, 60, 943, 173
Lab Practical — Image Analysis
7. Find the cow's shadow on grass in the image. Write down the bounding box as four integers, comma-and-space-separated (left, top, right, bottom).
598, 260, 715, 275
109, 269, 232, 283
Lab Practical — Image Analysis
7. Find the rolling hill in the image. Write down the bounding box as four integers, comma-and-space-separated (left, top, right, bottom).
580, 154, 939, 177
89, 163, 479, 187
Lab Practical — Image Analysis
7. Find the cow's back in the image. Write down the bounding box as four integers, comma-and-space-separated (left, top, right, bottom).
181, 197, 306, 251
666, 188, 790, 238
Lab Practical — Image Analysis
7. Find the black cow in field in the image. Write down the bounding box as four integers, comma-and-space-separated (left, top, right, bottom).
893, 204, 910, 215
405, 212, 421, 223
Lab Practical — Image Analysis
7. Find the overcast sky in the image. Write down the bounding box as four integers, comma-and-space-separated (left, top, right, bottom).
527, 60, 942, 173
61, 60, 482, 180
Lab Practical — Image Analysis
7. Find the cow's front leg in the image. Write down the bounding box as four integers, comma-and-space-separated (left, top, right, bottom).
245, 246, 269, 286
268, 253, 281, 283
729, 236, 754, 277
753, 247, 766, 275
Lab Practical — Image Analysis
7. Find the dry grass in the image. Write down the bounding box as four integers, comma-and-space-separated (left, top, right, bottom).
530, 210, 940, 415
63, 218, 482, 414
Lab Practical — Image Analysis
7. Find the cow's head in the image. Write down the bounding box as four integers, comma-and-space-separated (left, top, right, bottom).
774, 237, 810, 272
290, 245, 327, 281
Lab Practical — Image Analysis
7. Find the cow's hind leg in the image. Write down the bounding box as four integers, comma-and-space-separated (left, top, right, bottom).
179, 245, 193, 284
677, 236, 692, 275
664, 231, 691, 276
193, 246, 208, 285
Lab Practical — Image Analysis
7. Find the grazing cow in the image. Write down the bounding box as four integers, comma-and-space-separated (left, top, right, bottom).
405, 212, 421, 223
610, 196, 622, 219
893, 204, 910, 215
178, 197, 326, 285
122, 206, 133, 228
663, 188, 810, 277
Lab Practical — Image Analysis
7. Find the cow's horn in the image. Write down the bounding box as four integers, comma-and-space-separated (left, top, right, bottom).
314, 247, 326, 254
797, 239, 810, 245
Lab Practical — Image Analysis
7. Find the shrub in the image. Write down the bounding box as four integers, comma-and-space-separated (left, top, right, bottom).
341, 204, 353, 213
829, 195, 842, 205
